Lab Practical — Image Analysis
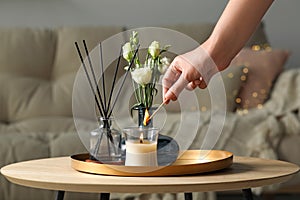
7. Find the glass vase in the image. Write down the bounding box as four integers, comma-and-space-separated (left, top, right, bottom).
90, 117, 122, 163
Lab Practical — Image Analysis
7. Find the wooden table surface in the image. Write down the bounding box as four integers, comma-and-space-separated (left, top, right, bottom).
1, 156, 299, 194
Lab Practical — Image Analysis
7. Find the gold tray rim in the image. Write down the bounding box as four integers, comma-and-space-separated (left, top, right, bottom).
71, 150, 233, 177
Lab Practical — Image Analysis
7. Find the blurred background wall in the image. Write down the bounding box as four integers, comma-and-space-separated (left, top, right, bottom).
0, 0, 298, 68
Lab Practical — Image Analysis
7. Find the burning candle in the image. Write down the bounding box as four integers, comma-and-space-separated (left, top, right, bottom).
123, 127, 159, 166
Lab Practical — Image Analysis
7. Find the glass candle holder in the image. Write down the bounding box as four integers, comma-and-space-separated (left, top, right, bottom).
123, 127, 159, 166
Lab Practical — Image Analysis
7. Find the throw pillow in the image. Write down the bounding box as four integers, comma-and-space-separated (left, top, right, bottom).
231, 48, 290, 110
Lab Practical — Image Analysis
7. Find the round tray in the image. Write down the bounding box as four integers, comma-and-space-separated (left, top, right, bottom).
71, 150, 233, 176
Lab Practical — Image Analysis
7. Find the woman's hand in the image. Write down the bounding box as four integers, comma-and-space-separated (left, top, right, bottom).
162, 46, 218, 102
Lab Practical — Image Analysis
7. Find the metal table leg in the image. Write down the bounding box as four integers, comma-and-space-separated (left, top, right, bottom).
100, 193, 110, 200
55, 191, 65, 200
184, 192, 193, 200
242, 188, 254, 200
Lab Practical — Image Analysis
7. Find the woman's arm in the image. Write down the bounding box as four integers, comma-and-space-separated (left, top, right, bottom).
163, 0, 274, 101
202, 0, 274, 71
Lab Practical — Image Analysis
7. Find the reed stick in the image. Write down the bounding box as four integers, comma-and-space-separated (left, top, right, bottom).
82, 40, 107, 117
106, 47, 122, 115
108, 45, 140, 117
99, 43, 107, 115
75, 42, 104, 117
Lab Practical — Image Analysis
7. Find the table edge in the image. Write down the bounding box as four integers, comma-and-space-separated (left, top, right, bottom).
1, 156, 299, 193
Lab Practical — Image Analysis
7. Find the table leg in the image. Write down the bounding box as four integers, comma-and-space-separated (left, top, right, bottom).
100, 193, 110, 200
242, 188, 253, 200
184, 192, 193, 200
55, 191, 65, 200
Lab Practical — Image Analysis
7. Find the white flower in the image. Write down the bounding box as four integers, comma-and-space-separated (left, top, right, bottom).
131, 67, 152, 85
158, 57, 170, 74
122, 42, 133, 62
148, 41, 160, 59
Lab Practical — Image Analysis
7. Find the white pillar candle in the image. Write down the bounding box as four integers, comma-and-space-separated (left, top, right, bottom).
125, 140, 158, 166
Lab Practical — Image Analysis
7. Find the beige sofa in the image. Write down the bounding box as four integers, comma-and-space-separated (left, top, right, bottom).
0, 24, 299, 200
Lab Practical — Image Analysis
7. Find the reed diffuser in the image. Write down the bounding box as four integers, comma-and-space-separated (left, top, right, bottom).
75, 40, 139, 163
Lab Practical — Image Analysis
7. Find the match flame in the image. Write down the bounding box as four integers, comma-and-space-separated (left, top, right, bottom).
143, 109, 150, 126
139, 132, 143, 143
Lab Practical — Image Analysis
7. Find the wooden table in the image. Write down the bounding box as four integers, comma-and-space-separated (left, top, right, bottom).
1, 156, 299, 200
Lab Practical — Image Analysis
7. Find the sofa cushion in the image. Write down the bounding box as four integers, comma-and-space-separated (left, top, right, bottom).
231, 48, 290, 110
0, 73, 76, 122
0, 26, 123, 123
0, 116, 80, 133
0, 28, 56, 122
0, 28, 56, 79
0, 117, 91, 163
52, 26, 124, 79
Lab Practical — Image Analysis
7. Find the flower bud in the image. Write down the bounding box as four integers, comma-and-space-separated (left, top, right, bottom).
148, 41, 160, 59
122, 42, 133, 62
130, 31, 139, 45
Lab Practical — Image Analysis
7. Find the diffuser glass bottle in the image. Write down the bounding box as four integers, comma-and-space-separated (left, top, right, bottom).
90, 117, 122, 163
